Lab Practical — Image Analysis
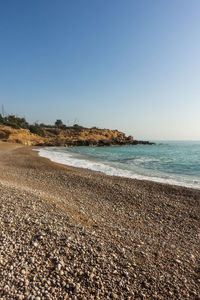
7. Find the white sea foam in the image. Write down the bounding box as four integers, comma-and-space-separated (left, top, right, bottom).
37, 148, 200, 190
133, 157, 172, 164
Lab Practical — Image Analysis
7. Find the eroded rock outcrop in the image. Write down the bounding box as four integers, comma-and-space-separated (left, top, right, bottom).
0, 125, 154, 146
0, 126, 44, 146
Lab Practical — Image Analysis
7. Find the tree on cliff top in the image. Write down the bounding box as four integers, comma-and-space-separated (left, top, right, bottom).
55, 119, 64, 128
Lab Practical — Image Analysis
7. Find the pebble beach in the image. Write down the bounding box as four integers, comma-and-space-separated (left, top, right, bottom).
0, 142, 199, 299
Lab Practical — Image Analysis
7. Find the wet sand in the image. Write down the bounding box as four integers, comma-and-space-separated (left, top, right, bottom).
0, 142, 199, 299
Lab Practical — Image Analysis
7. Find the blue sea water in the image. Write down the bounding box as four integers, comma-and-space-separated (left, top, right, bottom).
38, 141, 200, 190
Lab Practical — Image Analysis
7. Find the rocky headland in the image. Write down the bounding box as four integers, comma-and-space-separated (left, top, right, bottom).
0, 125, 154, 147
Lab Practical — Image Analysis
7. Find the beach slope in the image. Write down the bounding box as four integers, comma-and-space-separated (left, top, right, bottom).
0, 142, 199, 299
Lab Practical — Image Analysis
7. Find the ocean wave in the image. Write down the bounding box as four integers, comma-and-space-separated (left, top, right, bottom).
119, 157, 173, 165
37, 148, 200, 190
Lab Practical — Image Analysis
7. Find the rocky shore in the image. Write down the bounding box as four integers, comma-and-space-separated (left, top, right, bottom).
0, 125, 155, 146
0, 143, 199, 299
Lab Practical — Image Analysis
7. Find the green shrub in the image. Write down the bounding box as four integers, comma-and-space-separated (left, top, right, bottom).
0, 114, 3, 123
73, 124, 84, 131
29, 125, 45, 137
7, 115, 29, 129
46, 128, 60, 135
6, 122, 21, 129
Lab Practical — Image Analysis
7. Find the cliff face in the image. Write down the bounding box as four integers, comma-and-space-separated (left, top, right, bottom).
0, 125, 153, 146
0, 126, 44, 146
43, 127, 134, 146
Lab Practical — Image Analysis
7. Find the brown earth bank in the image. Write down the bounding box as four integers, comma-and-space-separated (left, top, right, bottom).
0, 125, 154, 146
0, 142, 199, 299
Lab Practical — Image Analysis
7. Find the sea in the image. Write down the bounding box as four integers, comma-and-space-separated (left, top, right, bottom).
38, 141, 200, 190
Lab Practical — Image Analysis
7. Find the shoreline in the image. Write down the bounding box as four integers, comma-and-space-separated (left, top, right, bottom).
37, 145, 200, 192
0, 142, 200, 299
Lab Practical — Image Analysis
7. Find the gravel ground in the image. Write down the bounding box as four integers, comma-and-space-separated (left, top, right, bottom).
0, 143, 199, 299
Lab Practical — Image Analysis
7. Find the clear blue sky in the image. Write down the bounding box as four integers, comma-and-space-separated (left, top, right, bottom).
0, 0, 200, 140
